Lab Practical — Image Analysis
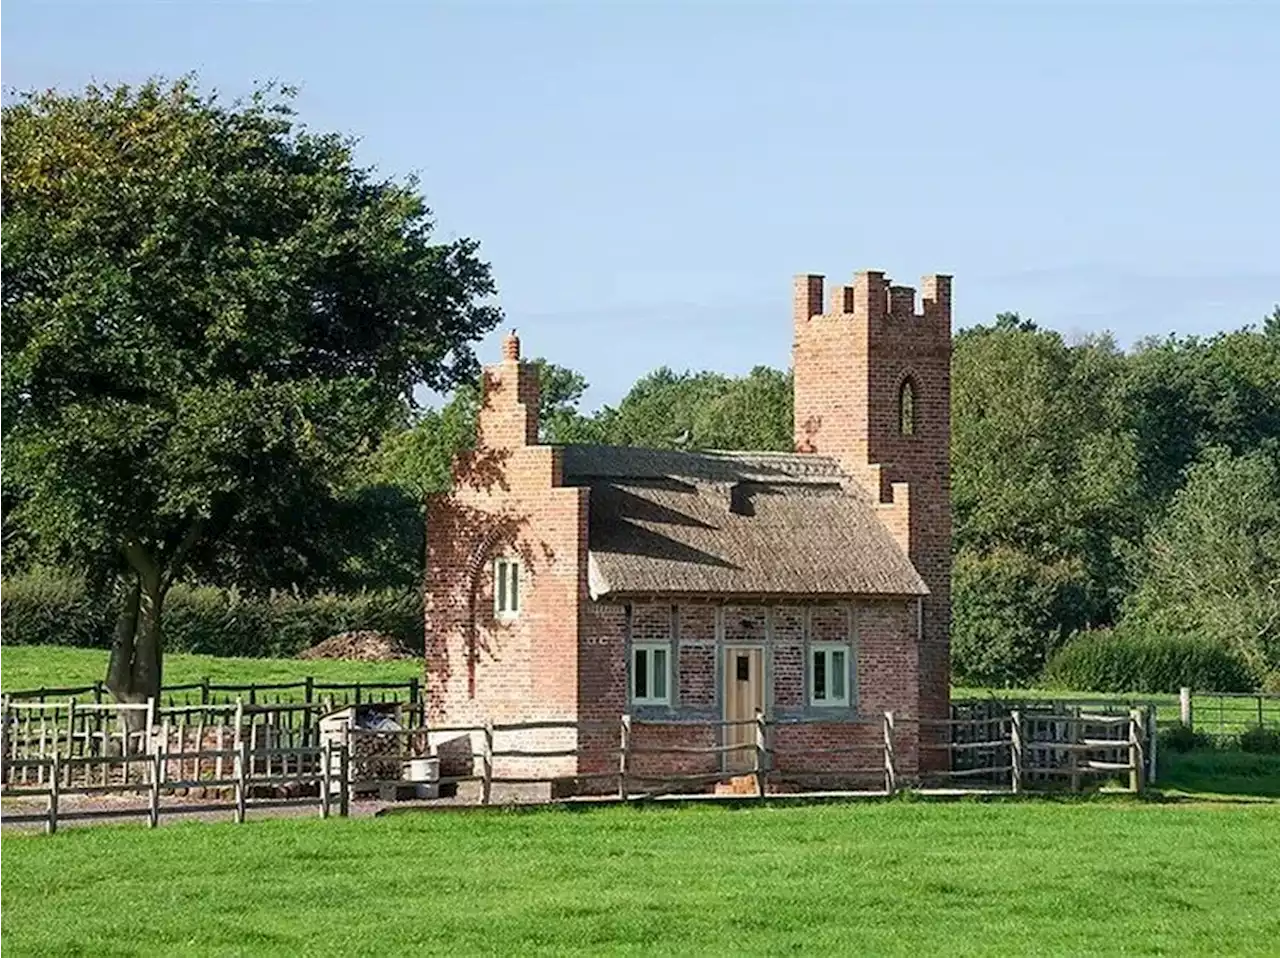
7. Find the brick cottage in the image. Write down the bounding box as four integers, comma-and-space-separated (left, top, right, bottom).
424, 267, 952, 794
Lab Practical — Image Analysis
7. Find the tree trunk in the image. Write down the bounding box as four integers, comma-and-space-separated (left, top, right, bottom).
106, 545, 168, 747
133, 576, 165, 702
106, 575, 142, 702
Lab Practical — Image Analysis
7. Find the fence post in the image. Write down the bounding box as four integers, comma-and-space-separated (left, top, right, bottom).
65, 701, 77, 783
149, 748, 162, 828
47, 753, 60, 835
1070, 701, 1080, 794
338, 729, 351, 818
1128, 708, 1146, 794
1179, 687, 1192, 728
1010, 710, 1023, 795
93, 681, 105, 705
1258, 695, 1265, 729
320, 741, 332, 819
618, 713, 631, 801
753, 710, 767, 799
1147, 705, 1158, 784
235, 737, 249, 823
409, 677, 420, 707
144, 697, 156, 757
481, 720, 494, 806
160, 719, 171, 787
883, 711, 897, 796
0, 713, 8, 789
232, 697, 244, 770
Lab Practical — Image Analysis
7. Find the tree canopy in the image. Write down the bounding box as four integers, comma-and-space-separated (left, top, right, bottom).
1, 78, 501, 702
5, 80, 1278, 696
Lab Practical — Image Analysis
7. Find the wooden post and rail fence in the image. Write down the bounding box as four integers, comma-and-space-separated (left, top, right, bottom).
2, 698, 1159, 834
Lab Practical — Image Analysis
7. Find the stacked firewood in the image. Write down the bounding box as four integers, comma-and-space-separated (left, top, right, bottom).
348, 729, 405, 786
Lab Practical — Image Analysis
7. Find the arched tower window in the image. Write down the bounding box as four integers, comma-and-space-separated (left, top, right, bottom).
899, 379, 917, 436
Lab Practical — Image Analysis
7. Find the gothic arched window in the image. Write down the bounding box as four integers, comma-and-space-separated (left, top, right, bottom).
899, 379, 917, 436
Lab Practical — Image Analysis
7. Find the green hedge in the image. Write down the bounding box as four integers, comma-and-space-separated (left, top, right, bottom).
0, 573, 423, 658
1239, 725, 1280, 755
1041, 629, 1255, 694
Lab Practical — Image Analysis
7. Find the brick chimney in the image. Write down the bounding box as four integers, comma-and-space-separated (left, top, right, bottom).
477, 329, 540, 450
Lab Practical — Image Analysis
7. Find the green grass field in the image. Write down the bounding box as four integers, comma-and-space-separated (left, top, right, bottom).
953, 685, 1181, 706
3, 801, 1279, 957
0, 647, 1218, 703
0, 645, 421, 693
1157, 750, 1280, 799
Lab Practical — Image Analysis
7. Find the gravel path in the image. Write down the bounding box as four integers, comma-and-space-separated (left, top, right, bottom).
0, 783, 555, 833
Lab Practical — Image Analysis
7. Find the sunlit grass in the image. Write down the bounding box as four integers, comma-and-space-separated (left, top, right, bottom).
0, 645, 421, 694
3, 801, 1279, 957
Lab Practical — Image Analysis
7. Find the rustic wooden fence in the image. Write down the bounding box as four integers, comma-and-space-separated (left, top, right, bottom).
314, 706, 1146, 804
3, 703, 1156, 834
948, 699, 1158, 788
2, 740, 353, 833
2, 678, 421, 706
1, 694, 426, 788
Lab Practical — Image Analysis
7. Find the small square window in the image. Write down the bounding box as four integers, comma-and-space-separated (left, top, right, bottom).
631, 642, 670, 706
810, 643, 850, 707
494, 558, 521, 618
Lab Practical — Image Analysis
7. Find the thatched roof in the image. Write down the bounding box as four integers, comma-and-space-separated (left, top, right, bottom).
560, 446, 927, 599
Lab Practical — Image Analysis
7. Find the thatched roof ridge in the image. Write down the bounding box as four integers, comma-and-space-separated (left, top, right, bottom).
560, 445, 926, 599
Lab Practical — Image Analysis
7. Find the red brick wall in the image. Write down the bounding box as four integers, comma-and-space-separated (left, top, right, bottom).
424, 350, 588, 781
771, 607, 806, 712
576, 601, 628, 786
572, 599, 920, 793
792, 269, 952, 769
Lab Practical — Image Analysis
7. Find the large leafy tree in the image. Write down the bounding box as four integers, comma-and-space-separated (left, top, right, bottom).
1121, 318, 1280, 516
1, 78, 501, 704
591, 366, 792, 451
949, 315, 1142, 682
1123, 443, 1280, 681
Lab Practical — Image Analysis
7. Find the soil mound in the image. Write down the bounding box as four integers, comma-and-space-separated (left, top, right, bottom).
297, 630, 415, 662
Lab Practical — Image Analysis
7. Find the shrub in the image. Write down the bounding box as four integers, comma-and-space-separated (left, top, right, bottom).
0, 569, 111, 648
951, 548, 1090, 687
1158, 724, 1216, 753
1042, 629, 1255, 694
1238, 725, 1280, 755
0, 573, 423, 658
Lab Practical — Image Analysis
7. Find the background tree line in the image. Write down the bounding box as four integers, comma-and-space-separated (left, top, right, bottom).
7, 304, 1279, 692
3, 78, 1278, 695
352, 312, 1280, 691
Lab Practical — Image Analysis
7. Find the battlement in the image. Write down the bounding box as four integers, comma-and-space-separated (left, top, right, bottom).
793, 270, 952, 331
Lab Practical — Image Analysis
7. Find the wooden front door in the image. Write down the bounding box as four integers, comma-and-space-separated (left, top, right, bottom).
723, 646, 765, 773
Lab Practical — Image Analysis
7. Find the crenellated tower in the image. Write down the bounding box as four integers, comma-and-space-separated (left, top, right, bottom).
792, 269, 953, 758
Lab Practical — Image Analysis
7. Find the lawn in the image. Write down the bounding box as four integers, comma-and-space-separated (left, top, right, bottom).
3, 801, 1279, 957
0, 645, 422, 693
1157, 749, 1280, 800
954, 685, 1182, 708
0, 647, 1209, 704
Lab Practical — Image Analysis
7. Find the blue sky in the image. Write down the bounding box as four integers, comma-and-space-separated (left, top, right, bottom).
5, 1, 1278, 410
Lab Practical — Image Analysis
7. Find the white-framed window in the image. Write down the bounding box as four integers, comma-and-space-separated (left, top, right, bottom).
631, 642, 670, 706
493, 557, 521, 618
810, 642, 850, 707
